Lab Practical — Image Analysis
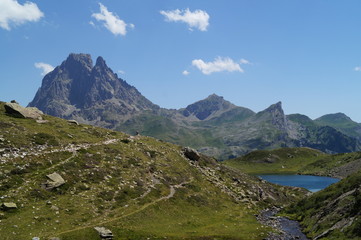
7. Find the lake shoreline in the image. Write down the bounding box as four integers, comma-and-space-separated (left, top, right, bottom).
257, 174, 340, 192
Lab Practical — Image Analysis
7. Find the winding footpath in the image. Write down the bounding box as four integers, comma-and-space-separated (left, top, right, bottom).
47, 180, 192, 238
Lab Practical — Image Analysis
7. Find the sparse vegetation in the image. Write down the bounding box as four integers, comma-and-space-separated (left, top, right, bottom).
0, 102, 304, 239
224, 147, 361, 179
284, 170, 361, 239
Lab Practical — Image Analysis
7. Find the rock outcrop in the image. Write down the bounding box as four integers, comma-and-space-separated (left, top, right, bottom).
183, 147, 201, 161
1, 202, 17, 210
94, 226, 113, 239
43, 172, 65, 190
4, 102, 43, 120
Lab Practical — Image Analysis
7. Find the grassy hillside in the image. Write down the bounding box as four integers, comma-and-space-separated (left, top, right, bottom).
224, 147, 361, 179
223, 148, 326, 175
0, 102, 304, 240
284, 170, 361, 239
314, 113, 361, 141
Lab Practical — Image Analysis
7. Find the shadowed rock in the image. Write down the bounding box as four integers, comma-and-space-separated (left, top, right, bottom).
5, 102, 43, 119
1, 202, 17, 210
94, 226, 113, 239
183, 147, 201, 161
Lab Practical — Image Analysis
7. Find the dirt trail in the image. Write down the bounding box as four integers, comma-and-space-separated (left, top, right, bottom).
0, 138, 119, 160
49, 180, 191, 238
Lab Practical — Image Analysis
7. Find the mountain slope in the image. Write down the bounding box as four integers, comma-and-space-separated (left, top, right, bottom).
224, 146, 361, 179
284, 170, 361, 239
0, 101, 304, 240
315, 113, 361, 141
224, 147, 326, 175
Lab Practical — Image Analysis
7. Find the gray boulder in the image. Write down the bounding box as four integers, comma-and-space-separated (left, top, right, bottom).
182, 147, 201, 161
43, 172, 65, 190
4, 102, 43, 120
67, 120, 79, 125
1, 202, 17, 210
94, 226, 113, 239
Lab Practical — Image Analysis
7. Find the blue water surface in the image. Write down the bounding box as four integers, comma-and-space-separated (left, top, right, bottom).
258, 174, 339, 192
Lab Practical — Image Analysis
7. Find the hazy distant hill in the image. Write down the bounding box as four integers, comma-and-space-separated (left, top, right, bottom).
29, 53, 361, 159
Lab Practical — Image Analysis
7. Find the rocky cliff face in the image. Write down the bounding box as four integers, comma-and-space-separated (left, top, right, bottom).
29, 53, 158, 127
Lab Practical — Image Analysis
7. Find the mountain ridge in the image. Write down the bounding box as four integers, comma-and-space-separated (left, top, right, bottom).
28, 53, 361, 159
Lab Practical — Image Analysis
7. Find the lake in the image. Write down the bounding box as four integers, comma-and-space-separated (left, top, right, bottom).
258, 174, 340, 192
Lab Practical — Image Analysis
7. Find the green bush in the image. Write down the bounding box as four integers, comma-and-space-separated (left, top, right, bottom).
33, 133, 59, 146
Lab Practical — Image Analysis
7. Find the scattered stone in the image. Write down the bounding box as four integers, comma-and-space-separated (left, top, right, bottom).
81, 183, 90, 190
43, 172, 65, 190
67, 120, 79, 125
36, 119, 49, 124
48, 237, 61, 240
50, 206, 59, 211
10, 100, 18, 104
94, 226, 113, 239
4, 102, 43, 120
182, 147, 201, 161
1, 202, 17, 210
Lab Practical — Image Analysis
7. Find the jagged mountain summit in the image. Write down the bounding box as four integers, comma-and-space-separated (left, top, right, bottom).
29, 53, 158, 127
180, 94, 243, 120
29, 53, 361, 159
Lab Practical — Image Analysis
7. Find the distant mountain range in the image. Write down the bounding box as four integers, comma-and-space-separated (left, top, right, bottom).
29, 53, 361, 159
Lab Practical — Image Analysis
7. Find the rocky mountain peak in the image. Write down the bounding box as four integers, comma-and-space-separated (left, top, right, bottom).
95, 56, 107, 69
255, 101, 288, 131
29, 53, 158, 124
182, 94, 236, 120
63, 53, 93, 71
205, 93, 224, 101
265, 101, 283, 112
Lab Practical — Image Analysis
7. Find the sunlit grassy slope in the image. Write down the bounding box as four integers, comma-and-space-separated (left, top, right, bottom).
0, 102, 304, 240
224, 147, 361, 179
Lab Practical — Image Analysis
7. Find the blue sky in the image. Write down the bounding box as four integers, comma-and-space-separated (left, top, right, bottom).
1, 0, 361, 122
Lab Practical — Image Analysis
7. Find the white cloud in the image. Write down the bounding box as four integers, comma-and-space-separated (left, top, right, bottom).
118, 70, 125, 74
34, 62, 54, 76
240, 58, 251, 65
192, 57, 245, 75
92, 3, 134, 36
89, 21, 95, 27
182, 70, 190, 76
0, 0, 43, 30
160, 8, 209, 31
354, 66, 361, 72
